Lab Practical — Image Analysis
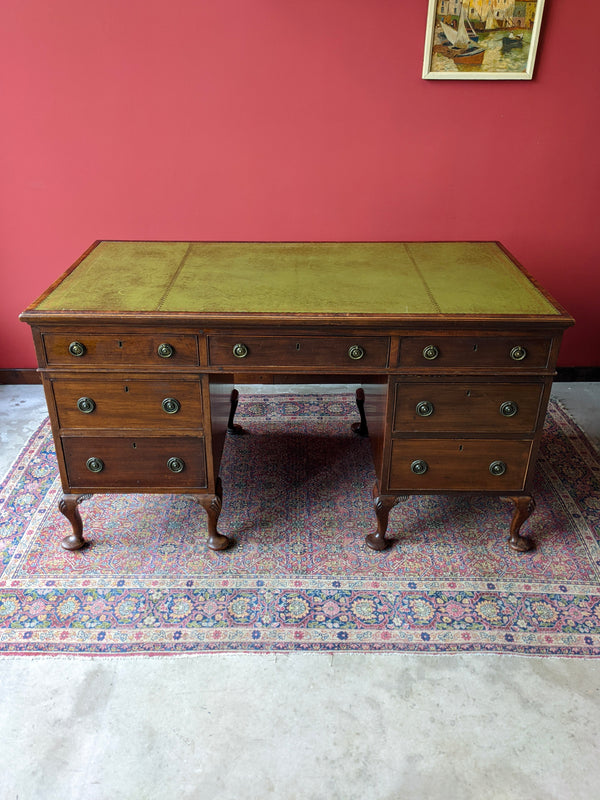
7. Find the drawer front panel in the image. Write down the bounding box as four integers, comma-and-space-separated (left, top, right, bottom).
208, 336, 389, 368
388, 439, 532, 492
62, 436, 207, 489
399, 337, 552, 369
53, 377, 203, 430
43, 334, 199, 367
392, 382, 544, 433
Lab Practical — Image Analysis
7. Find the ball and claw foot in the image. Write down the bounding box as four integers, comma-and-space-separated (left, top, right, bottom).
507, 495, 536, 553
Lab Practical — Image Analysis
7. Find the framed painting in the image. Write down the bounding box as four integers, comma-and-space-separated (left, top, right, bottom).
422, 0, 546, 80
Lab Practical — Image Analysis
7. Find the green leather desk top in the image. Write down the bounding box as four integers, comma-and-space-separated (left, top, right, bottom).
34, 241, 563, 318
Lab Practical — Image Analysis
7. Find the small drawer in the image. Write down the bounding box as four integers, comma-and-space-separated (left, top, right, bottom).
392, 381, 544, 434
62, 436, 208, 489
208, 336, 389, 369
387, 439, 532, 493
52, 377, 203, 430
43, 333, 199, 367
399, 337, 552, 369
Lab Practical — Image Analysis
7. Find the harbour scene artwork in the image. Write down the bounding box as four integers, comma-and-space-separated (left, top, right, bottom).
423, 0, 545, 79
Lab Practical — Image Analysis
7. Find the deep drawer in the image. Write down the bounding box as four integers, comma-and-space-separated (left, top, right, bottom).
208, 335, 389, 369
62, 436, 208, 489
392, 381, 545, 434
43, 333, 199, 367
52, 376, 203, 430
399, 336, 552, 369
387, 438, 532, 493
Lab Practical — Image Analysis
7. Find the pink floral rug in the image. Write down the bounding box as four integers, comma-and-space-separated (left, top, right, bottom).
1, 395, 599, 656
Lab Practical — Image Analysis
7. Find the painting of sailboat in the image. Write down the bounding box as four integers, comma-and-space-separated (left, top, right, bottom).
436, 4, 486, 65
423, 0, 546, 80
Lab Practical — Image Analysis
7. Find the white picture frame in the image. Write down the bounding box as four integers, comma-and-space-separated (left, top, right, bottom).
422, 0, 546, 80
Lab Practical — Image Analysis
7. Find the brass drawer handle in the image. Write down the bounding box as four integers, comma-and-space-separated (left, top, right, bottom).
232, 343, 249, 359
489, 460, 507, 476
77, 397, 96, 414
510, 345, 527, 362
416, 401, 434, 417
162, 397, 181, 414
422, 345, 439, 361
410, 459, 429, 475
348, 345, 365, 361
499, 401, 518, 417
167, 457, 185, 473
157, 342, 174, 359
86, 457, 104, 473
68, 341, 86, 357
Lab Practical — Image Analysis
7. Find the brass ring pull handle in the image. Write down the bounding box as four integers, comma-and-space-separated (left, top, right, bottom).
510, 346, 527, 361
167, 457, 185, 473
68, 341, 86, 357
416, 401, 434, 417
348, 345, 365, 361
422, 345, 439, 361
77, 397, 96, 414
410, 459, 429, 475
157, 343, 174, 359
499, 401, 518, 417
489, 460, 507, 476
86, 457, 104, 473
232, 343, 248, 359
162, 397, 181, 414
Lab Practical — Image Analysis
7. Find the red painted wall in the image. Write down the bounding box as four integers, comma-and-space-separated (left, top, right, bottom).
2, 0, 598, 368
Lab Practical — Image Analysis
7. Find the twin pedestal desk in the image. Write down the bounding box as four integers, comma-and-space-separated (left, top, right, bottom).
21, 242, 573, 554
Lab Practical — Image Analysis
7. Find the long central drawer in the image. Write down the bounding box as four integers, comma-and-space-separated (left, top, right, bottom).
208, 335, 390, 368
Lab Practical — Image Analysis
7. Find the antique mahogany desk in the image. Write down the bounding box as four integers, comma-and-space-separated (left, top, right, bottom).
21, 242, 573, 554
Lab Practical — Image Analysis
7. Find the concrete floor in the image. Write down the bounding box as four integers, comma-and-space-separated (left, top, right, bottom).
0, 383, 599, 800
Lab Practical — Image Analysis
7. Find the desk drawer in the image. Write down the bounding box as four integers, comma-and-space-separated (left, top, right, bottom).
392, 381, 544, 434
399, 337, 552, 369
52, 377, 203, 430
43, 333, 199, 367
208, 335, 389, 369
62, 436, 207, 489
388, 439, 531, 493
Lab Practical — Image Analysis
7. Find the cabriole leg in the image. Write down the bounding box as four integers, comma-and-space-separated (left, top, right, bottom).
366, 483, 399, 551
227, 388, 245, 435
506, 495, 536, 552
351, 387, 369, 437
198, 479, 233, 551
58, 493, 91, 550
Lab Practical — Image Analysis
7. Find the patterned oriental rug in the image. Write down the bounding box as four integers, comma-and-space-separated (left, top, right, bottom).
1, 395, 599, 657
